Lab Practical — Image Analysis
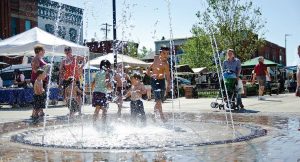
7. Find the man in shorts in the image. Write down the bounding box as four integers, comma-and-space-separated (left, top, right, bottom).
252, 56, 270, 100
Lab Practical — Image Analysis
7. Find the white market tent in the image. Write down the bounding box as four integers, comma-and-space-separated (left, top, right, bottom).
1, 64, 31, 73
88, 53, 150, 68
192, 67, 208, 74
0, 27, 89, 56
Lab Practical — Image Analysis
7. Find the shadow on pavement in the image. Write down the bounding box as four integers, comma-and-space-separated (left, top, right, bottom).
262, 99, 282, 102
234, 109, 260, 113
0, 104, 65, 111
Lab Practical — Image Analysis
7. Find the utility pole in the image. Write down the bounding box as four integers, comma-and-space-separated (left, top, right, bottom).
112, 0, 117, 68
284, 34, 291, 65
101, 23, 112, 40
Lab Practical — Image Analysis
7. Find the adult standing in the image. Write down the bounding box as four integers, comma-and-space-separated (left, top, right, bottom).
252, 56, 270, 100
223, 49, 241, 79
31, 45, 47, 87
296, 45, 300, 96
147, 47, 171, 122
223, 49, 242, 108
59, 46, 85, 93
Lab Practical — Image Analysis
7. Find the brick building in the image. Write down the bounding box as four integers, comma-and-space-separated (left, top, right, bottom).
254, 40, 286, 66
85, 40, 139, 60
0, 0, 38, 40
153, 38, 286, 66
0, 0, 83, 64
0, 0, 83, 42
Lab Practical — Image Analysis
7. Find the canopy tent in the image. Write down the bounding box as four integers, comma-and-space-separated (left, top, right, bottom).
84, 64, 99, 70
0, 62, 9, 69
175, 64, 194, 73
0, 27, 89, 56
192, 67, 208, 74
242, 57, 278, 67
285, 66, 297, 72
88, 53, 150, 68
1, 64, 31, 73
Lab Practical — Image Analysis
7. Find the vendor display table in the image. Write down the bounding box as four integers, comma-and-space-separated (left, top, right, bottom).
0, 88, 62, 106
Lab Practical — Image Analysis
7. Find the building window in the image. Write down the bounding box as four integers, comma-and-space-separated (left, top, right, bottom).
69, 28, 77, 42
11, 17, 17, 36
45, 24, 54, 34
25, 20, 31, 31
272, 55, 276, 62
265, 52, 269, 59
58, 26, 66, 38
279, 55, 282, 64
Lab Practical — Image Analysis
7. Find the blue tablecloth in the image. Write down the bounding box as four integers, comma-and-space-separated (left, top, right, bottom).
0, 88, 62, 105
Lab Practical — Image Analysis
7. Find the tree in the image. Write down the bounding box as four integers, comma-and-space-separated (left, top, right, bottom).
198, 0, 266, 62
138, 46, 153, 59
125, 42, 138, 58
181, 27, 215, 70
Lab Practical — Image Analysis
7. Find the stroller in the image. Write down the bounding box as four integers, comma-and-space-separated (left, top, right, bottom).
211, 71, 241, 111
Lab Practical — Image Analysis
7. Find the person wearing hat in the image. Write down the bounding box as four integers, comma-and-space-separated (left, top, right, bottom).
146, 46, 171, 123
252, 56, 270, 100
59, 46, 85, 96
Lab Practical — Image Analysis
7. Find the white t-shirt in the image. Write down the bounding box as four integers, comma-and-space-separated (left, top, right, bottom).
20, 74, 25, 81
0, 77, 3, 88
15, 74, 25, 81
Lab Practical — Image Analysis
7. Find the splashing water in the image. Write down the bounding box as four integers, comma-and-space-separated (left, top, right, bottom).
165, 0, 177, 147
43, 2, 64, 143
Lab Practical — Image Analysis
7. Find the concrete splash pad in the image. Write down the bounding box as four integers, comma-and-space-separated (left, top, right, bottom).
10, 120, 266, 150
1, 113, 300, 161
6, 113, 268, 151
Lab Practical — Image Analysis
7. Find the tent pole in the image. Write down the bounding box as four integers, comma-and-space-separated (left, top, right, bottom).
88, 51, 92, 104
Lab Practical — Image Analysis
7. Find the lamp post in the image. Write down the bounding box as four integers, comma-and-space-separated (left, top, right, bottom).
112, 0, 117, 68
284, 34, 291, 65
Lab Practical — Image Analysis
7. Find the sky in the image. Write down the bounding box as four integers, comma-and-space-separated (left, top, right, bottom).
55, 0, 300, 66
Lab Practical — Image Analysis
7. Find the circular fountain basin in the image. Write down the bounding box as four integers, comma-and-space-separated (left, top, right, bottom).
10, 117, 266, 150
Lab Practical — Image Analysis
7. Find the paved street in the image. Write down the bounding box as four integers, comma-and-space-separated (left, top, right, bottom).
1, 93, 299, 123
1, 93, 300, 162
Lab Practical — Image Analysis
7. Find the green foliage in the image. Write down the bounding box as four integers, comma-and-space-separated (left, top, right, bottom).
181, 27, 215, 70
197, 0, 266, 62
126, 42, 138, 58
138, 46, 152, 59
198, 90, 219, 98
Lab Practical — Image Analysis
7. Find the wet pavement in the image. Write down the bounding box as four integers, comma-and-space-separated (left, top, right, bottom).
0, 93, 300, 161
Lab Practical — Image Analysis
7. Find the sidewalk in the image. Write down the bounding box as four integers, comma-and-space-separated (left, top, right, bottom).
0, 93, 299, 123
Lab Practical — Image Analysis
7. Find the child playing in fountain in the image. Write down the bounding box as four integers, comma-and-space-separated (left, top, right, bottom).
124, 73, 147, 125
147, 47, 171, 123
32, 68, 47, 124
114, 63, 130, 117
65, 77, 82, 118
91, 60, 112, 124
